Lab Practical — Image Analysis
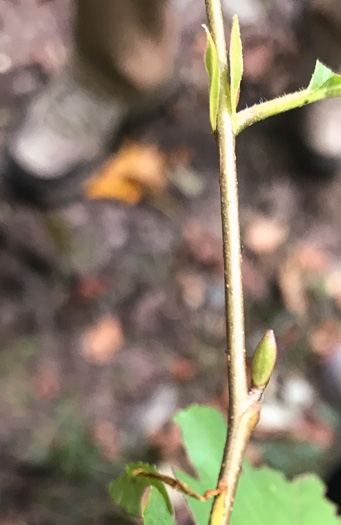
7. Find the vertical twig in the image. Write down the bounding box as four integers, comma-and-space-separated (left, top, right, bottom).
205, 1, 262, 523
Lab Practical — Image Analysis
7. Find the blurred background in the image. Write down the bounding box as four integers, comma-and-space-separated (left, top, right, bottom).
1, 0, 341, 523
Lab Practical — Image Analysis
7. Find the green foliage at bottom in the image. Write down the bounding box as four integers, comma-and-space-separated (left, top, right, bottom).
231, 463, 341, 525
109, 406, 341, 525
174, 405, 226, 525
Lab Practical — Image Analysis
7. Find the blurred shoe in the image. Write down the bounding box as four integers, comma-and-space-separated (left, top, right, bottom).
5, 70, 160, 207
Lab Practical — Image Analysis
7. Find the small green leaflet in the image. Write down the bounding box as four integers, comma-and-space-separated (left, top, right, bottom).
203, 25, 220, 131
143, 488, 176, 525
308, 60, 341, 91
229, 15, 243, 114
108, 462, 172, 517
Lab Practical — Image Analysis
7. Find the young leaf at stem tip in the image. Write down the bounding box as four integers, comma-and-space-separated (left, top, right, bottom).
229, 15, 243, 114
308, 60, 341, 91
251, 329, 277, 389
203, 25, 220, 131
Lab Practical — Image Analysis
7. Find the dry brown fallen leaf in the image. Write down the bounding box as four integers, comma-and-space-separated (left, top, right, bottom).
183, 220, 223, 271
91, 421, 117, 459
74, 275, 109, 300
84, 140, 166, 204
244, 215, 289, 255
177, 271, 206, 310
295, 244, 328, 272
278, 244, 328, 316
326, 268, 341, 310
148, 422, 182, 456
309, 319, 341, 357
32, 364, 60, 400
170, 357, 197, 382
81, 316, 124, 365
278, 255, 307, 316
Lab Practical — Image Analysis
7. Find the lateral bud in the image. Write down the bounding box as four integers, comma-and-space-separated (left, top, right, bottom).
251, 329, 277, 389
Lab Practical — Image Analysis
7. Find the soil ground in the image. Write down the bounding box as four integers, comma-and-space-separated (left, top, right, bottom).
1, 0, 341, 523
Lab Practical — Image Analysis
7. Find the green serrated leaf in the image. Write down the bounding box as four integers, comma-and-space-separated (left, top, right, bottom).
308, 60, 341, 91
230, 463, 341, 525
143, 487, 176, 525
203, 25, 220, 131
229, 15, 243, 113
173, 405, 226, 525
174, 406, 341, 525
108, 462, 172, 517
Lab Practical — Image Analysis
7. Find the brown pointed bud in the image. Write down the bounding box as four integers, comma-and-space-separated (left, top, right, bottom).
251, 330, 277, 389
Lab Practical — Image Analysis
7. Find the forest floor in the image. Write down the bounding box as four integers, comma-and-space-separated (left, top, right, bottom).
1, 0, 341, 523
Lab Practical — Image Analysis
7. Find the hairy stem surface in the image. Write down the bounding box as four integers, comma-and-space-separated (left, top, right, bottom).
236, 85, 341, 134
204, 1, 260, 524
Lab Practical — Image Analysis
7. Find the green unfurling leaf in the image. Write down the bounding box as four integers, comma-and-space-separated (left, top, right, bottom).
203, 25, 220, 131
229, 15, 243, 113
108, 462, 172, 517
308, 60, 341, 91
